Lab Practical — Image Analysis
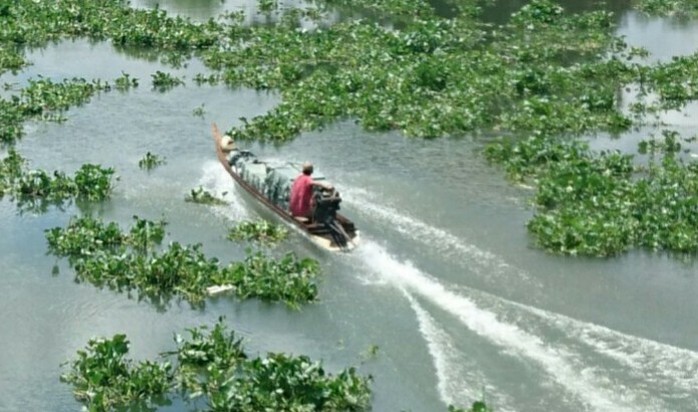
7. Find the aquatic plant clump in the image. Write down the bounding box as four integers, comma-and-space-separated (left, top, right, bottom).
62, 320, 373, 411
46, 217, 321, 307
0, 150, 115, 208
487, 133, 698, 256
46, 215, 166, 259
449, 402, 492, 412
151, 70, 185, 91
0, 0, 221, 49
60, 334, 172, 411
217, 251, 320, 308
0, 45, 29, 74
227, 219, 289, 245
1, 77, 113, 143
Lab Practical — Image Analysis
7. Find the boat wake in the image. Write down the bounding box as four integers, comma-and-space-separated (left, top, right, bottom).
403, 291, 515, 411
197, 160, 250, 222
352, 239, 698, 411
340, 187, 540, 291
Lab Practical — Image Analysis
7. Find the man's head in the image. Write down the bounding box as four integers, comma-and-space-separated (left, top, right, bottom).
302, 161, 313, 175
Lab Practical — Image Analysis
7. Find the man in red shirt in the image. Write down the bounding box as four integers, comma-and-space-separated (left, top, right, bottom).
289, 162, 332, 220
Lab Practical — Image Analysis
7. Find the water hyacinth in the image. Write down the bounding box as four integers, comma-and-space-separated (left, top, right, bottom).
60, 334, 172, 411
63, 319, 373, 411
0, 45, 29, 74
46, 216, 321, 307
0, 150, 115, 210
487, 132, 698, 256
1, 77, 113, 143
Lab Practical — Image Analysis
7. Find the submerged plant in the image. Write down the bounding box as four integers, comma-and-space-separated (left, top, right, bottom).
151, 70, 184, 91
185, 186, 227, 205
192, 103, 206, 117
114, 72, 139, 91
138, 152, 166, 170
227, 219, 288, 245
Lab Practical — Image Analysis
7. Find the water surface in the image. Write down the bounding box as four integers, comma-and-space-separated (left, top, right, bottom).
1, 2, 698, 412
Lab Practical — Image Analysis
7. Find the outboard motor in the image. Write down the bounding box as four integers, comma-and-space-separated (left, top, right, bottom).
313, 188, 341, 223
313, 188, 350, 248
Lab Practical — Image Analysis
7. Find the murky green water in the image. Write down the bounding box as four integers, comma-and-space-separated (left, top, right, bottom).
2, 2, 698, 411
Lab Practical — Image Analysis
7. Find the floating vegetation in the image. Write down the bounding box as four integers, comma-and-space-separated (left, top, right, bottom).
222, 250, 320, 308
114, 72, 139, 91
60, 334, 172, 411
185, 186, 227, 205
487, 132, 698, 257
62, 319, 372, 411
0, 150, 115, 210
138, 152, 166, 170
46, 216, 321, 307
449, 402, 492, 412
0, 0, 220, 49
209, 0, 635, 141
1, 77, 113, 143
46, 216, 166, 260
227, 219, 289, 246
0, 45, 29, 75
151, 70, 185, 91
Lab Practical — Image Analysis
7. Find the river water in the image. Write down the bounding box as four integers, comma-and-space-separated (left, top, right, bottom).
1, 2, 698, 411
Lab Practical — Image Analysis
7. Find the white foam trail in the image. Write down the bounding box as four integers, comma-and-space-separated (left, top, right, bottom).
519, 302, 698, 398
198, 160, 250, 221
356, 240, 635, 412
403, 291, 513, 411
341, 187, 537, 288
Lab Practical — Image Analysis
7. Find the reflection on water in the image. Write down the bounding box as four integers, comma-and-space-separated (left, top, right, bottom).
479, 0, 633, 24
132, 0, 233, 21
619, 10, 698, 61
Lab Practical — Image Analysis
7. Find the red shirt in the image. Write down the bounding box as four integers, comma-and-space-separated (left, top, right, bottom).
289, 174, 313, 217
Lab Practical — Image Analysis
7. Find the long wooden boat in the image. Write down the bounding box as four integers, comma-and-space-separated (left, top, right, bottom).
212, 123, 359, 252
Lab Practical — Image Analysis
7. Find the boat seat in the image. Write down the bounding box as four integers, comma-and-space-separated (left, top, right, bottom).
294, 216, 310, 223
